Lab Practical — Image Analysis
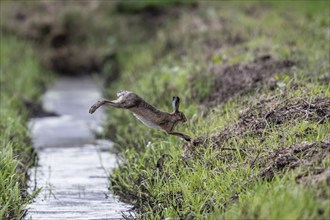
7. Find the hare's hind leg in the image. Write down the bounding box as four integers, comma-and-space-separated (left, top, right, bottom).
167, 131, 191, 142
89, 98, 125, 114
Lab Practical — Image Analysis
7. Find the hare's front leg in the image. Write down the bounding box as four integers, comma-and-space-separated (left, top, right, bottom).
89, 98, 125, 114
167, 131, 191, 142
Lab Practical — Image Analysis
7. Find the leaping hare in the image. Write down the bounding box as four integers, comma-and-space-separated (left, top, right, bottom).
89, 91, 191, 141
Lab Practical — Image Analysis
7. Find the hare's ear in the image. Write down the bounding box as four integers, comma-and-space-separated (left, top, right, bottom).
172, 96, 180, 112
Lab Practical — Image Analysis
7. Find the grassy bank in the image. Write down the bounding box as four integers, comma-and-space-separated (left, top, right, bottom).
102, 1, 330, 219
0, 35, 47, 219
1, 1, 328, 219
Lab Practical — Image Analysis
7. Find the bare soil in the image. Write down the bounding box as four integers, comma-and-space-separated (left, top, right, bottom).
259, 138, 330, 182
185, 92, 330, 182
205, 55, 295, 106
191, 94, 329, 148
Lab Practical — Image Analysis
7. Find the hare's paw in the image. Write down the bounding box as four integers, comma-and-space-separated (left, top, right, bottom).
89, 105, 97, 114
89, 101, 102, 114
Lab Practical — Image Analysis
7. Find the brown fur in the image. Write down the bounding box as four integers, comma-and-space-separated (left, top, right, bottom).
89, 91, 191, 141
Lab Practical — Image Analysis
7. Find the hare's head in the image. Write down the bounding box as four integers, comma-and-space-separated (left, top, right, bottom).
172, 96, 187, 123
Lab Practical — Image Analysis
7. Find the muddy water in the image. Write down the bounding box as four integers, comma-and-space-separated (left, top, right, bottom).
25, 77, 131, 219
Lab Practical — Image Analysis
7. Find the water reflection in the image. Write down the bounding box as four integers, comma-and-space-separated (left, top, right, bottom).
25, 76, 131, 219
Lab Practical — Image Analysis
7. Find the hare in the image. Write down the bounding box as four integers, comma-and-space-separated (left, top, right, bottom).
89, 91, 191, 141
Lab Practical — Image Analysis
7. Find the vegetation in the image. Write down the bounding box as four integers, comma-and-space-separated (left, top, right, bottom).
0, 1, 329, 219
0, 35, 47, 219
102, 1, 330, 219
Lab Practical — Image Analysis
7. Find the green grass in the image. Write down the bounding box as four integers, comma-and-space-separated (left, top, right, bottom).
0, 35, 47, 219
103, 1, 330, 219
111, 83, 329, 219
104, 1, 329, 147
223, 176, 330, 220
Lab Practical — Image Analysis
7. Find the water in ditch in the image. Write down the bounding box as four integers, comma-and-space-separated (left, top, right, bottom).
25, 76, 131, 220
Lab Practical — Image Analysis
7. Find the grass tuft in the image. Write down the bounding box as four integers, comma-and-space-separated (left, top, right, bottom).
0, 35, 47, 219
